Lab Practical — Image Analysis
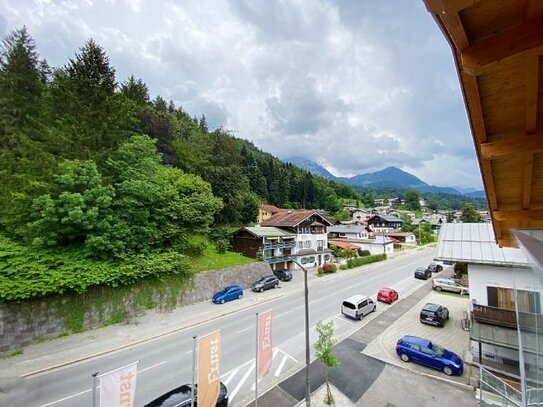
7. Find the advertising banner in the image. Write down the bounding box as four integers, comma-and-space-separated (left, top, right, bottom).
98, 361, 138, 407
198, 330, 222, 407
258, 309, 273, 378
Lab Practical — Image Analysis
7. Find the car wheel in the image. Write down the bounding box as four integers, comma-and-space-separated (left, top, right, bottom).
400, 353, 410, 362
238, 293, 243, 299
260, 287, 264, 293
435, 286, 442, 291
373, 305, 376, 312
220, 299, 225, 304
460, 289, 467, 295
275, 283, 279, 288
443, 366, 453, 376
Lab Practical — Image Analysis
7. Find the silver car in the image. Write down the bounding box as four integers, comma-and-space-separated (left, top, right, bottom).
432, 278, 469, 295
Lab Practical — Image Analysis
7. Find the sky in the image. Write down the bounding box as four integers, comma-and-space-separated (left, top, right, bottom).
0, 0, 484, 189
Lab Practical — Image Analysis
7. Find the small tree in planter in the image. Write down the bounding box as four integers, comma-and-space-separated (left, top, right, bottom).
315, 320, 339, 406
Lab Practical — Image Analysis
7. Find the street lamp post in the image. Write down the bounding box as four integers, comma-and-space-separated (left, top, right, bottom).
292, 259, 311, 407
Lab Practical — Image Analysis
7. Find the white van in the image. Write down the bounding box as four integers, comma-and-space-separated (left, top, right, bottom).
341, 294, 376, 320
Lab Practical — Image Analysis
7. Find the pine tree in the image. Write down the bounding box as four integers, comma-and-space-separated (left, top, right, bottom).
120, 75, 149, 106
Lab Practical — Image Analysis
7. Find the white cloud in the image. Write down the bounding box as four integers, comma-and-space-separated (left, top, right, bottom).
0, 0, 483, 188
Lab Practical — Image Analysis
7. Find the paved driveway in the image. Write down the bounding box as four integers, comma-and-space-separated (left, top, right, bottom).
362, 290, 472, 386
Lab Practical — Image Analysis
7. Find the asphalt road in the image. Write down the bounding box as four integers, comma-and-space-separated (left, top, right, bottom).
22, 248, 436, 407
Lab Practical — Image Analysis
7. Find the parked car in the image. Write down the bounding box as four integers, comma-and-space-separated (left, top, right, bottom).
341, 294, 376, 320
251, 275, 279, 292
143, 382, 229, 407
414, 267, 432, 280
396, 335, 463, 376
377, 287, 398, 304
212, 285, 243, 304
419, 302, 449, 327
432, 278, 469, 295
427, 263, 443, 272
272, 268, 292, 281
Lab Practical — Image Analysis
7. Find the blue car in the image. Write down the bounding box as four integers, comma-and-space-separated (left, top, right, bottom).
212, 285, 243, 304
396, 335, 463, 376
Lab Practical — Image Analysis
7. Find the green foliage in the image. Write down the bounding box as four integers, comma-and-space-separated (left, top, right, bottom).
314, 320, 339, 406
333, 208, 350, 222
454, 262, 468, 278
413, 223, 436, 245
346, 254, 386, 268
405, 189, 421, 211
209, 227, 232, 254
0, 235, 192, 301
461, 203, 483, 223
358, 249, 371, 257
317, 262, 337, 274
339, 264, 348, 270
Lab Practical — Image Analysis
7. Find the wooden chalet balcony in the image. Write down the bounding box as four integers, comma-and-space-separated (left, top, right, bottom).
263, 241, 296, 250
472, 304, 543, 334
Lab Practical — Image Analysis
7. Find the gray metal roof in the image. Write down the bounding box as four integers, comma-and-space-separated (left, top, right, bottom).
435, 223, 529, 267
328, 225, 367, 233
243, 226, 296, 238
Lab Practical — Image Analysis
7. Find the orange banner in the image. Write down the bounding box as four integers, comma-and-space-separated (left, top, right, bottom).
258, 309, 273, 378
198, 330, 221, 407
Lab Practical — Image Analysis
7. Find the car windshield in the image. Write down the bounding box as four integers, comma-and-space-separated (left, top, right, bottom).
220, 288, 228, 294
379, 290, 388, 295
432, 343, 446, 357
256, 278, 267, 283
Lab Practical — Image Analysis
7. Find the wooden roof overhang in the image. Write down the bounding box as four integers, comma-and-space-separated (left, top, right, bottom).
424, 0, 543, 247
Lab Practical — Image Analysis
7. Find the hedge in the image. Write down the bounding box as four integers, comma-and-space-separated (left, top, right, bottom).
346, 253, 387, 269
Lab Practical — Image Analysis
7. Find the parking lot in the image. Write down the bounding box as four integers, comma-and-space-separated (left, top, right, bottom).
362, 290, 473, 386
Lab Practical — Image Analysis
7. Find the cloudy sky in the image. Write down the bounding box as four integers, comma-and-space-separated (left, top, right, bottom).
0, 0, 483, 189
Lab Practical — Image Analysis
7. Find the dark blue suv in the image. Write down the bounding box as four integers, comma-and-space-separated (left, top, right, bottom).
396, 335, 463, 376
212, 285, 243, 304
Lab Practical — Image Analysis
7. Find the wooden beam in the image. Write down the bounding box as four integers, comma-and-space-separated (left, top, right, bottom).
480, 133, 543, 159
493, 209, 543, 222
522, 153, 534, 209
525, 0, 543, 22
480, 159, 498, 211
525, 51, 540, 134
424, 0, 479, 15
462, 74, 487, 143
461, 19, 543, 76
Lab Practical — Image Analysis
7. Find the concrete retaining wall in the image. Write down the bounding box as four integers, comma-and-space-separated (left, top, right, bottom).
0, 262, 271, 355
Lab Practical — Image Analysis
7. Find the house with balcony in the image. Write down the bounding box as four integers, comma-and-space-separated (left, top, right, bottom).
261, 209, 333, 269
232, 226, 296, 271
366, 214, 403, 233
327, 224, 395, 256
257, 204, 287, 224
435, 223, 541, 384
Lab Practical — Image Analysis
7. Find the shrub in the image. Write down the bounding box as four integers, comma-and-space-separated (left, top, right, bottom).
322, 263, 337, 273
358, 249, 371, 257
346, 253, 386, 269
339, 265, 348, 270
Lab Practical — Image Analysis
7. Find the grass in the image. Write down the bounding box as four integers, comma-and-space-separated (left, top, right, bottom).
0, 349, 22, 359
434, 290, 470, 299
189, 245, 256, 273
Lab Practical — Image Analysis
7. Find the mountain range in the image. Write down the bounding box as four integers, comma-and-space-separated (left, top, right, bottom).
285, 157, 485, 198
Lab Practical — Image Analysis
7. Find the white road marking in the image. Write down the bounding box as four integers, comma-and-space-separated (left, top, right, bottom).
229, 361, 255, 402
274, 355, 288, 377
222, 368, 239, 386
139, 360, 167, 373
38, 361, 166, 407
39, 388, 93, 407
335, 314, 355, 324
236, 326, 251, 334
276, 347, 298, 363
276, 309, 295, 318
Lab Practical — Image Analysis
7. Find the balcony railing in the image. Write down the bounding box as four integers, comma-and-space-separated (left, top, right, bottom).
264, 255, 294, 264
263, 241, 296, 249
472, 304, 543, 334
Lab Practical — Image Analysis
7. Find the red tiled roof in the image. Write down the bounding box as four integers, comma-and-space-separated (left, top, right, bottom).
261, 209, 314, 227
260, 204, 287, 214
328, 240, 359, 250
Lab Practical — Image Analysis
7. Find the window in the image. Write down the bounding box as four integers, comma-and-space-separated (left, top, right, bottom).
308, 256, 315, 263
487, 287, 541, 313
297, 241, 303, 249
420, 347, 434, 356
304, 241, 311, 248
360, 300, 368, 308
317, 240, 324, 250
301, 257, 308, 264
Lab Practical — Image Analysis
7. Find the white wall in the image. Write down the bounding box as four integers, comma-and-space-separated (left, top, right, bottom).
468, 264, 542, 305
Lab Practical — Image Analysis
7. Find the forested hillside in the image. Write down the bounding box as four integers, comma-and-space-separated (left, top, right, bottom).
0, 28, 365, 300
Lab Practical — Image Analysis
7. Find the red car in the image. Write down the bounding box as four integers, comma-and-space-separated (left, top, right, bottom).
377, 287, 398, 303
